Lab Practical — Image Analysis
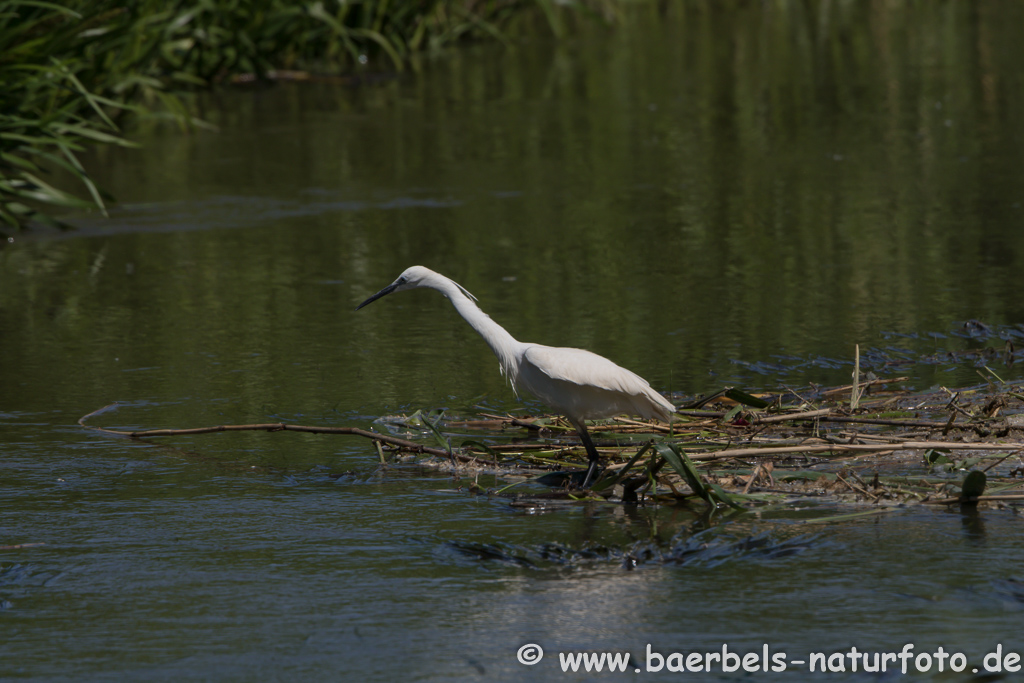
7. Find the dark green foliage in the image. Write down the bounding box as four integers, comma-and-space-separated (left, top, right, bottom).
656, 443, 742, 511
2, 2, 138, 232
724, 388, 770, 409
0, 0, 606, 235
961, 470, 987, 499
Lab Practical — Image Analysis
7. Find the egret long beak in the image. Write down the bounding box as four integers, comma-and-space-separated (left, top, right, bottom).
355, 282, 399, 310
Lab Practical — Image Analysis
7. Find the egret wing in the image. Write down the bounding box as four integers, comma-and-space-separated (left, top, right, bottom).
520, 345, 675, 420
522, 345, 646, 391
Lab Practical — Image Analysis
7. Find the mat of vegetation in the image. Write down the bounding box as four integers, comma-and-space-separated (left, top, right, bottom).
81, 376, 1024, 521
1, 0, 610, 235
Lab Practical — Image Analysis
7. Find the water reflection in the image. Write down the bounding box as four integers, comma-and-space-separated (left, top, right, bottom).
4, 2, 1024, 680
958, 504, 988, 546
6, 3, 1024, 409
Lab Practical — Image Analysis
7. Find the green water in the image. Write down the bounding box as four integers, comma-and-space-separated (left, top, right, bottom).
3, 2, 1024, 680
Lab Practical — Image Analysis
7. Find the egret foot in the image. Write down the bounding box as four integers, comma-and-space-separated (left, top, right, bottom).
576, 426, 603, 489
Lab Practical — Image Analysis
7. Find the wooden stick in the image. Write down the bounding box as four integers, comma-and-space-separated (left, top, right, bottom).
79, 406, 489, 463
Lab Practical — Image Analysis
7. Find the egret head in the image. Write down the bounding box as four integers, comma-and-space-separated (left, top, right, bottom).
356, 266, 476, 310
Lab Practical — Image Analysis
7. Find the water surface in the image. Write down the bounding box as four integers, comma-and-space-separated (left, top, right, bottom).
3, 2, 1024, 680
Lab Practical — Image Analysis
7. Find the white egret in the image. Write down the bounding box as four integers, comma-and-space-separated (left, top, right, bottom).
356, 266, 676, 488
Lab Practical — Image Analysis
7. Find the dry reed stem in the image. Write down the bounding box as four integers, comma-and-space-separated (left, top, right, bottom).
611, 416, 675, 432
924, 494, 1024, 505
753, 408, 833, 423
686, 441, 1023, 462
851, 344, 861, 410
820, 377, 910, 395
836, 472, 879, 501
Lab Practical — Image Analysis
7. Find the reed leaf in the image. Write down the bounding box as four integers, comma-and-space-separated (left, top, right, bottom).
0, 0, 611, 235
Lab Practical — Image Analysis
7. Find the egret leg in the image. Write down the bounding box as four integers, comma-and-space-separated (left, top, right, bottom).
574, 422, 602, 489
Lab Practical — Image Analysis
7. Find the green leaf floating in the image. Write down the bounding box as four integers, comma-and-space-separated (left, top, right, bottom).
724, 388, 770, 409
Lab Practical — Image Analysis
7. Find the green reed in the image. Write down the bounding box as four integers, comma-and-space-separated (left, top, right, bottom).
0, 0, 612, 235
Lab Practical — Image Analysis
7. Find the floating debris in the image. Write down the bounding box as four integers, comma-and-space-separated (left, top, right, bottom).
78, 374, 1024, 517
